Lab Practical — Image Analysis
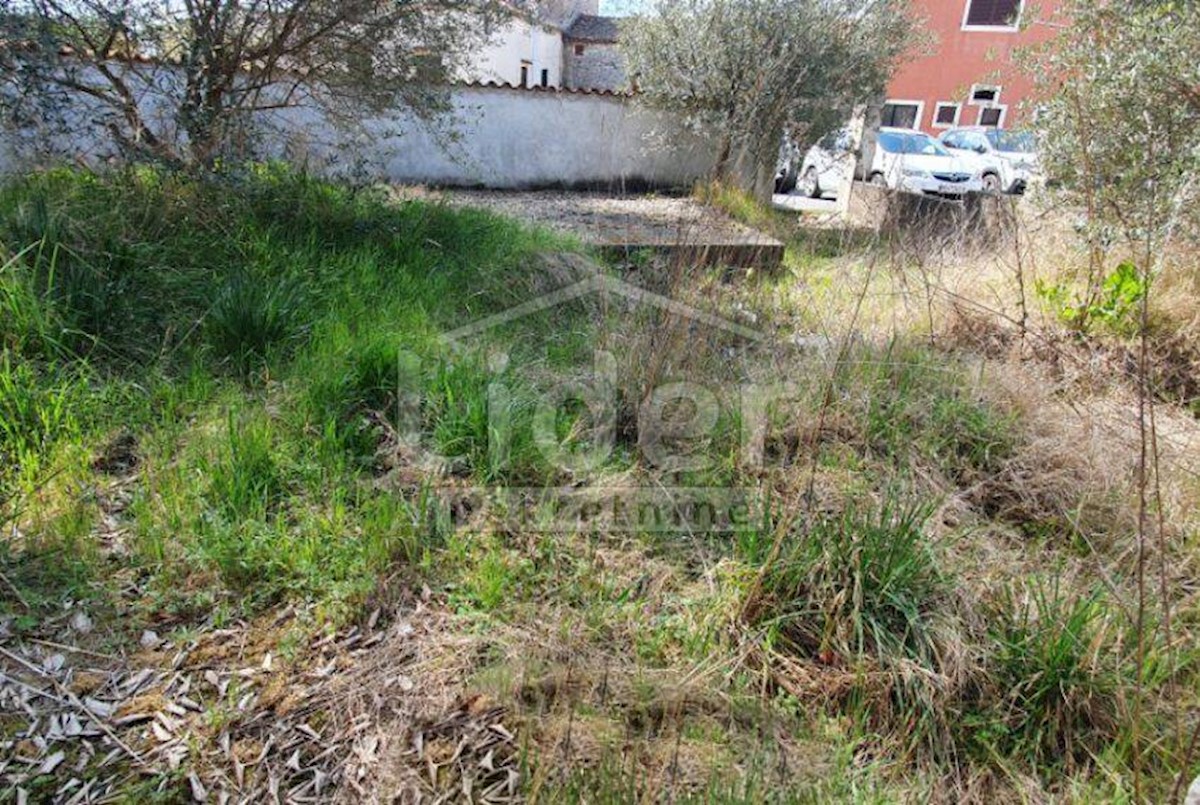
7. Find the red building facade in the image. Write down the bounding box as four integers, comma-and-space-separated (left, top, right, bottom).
884, 0, 1065, 134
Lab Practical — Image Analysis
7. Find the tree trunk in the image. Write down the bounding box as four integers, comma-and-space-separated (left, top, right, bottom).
713, 132, 734, 183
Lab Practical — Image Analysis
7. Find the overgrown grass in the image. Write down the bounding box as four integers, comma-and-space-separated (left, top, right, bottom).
752, 499, 948, 667
979, 580, 1127, 770
693, 180, 795, 240
0, 164, 579, 617
842, 342, 1017, 482
1, 165, 1192, 802
739, 495, 1147, 788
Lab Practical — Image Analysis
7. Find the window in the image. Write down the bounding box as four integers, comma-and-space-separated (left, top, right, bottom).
881, 100, 923, 129
876, 132, 907, 154
986, 129, 1034, 153
942, 131, 988, 154
963, 0, 1021, 28
969, 84, 1000, 104
960, 131, 992, 152
978, 105, 1006, 127
933, 102, 960, 128
574, 44, 585, 56
520, 64, 529, 88
540, 69, 549, 88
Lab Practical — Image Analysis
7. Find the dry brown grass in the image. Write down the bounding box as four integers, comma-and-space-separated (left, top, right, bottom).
300, 196, 1200, 801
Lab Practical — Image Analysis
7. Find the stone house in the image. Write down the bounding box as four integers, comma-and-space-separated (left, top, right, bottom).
562, 14, 624, 91
461, 1, 628, 92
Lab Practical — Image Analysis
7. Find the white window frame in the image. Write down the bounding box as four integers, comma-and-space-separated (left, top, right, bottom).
968, 83, 1002, 106
961, 0, 1024, 31
881, 99, 925, 131
932, 102, 961, 129
976, 104, 1008, 127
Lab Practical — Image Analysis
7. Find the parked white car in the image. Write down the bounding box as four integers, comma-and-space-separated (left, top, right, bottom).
773, 137, 805, 194
937, 127, 1039, 194
795, 127, 857, 199
865, 127, 985, 198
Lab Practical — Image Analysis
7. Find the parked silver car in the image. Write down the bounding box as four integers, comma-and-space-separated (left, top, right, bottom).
937, 127, 1040, 194
863, 128, 984, 197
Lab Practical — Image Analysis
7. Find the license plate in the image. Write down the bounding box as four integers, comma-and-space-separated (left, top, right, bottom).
938, 184, 963, 194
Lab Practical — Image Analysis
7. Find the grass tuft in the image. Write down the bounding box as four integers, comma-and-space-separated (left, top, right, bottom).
206, 273, 308, 378
979, 580, 1125, 769
752, 498, 948, 666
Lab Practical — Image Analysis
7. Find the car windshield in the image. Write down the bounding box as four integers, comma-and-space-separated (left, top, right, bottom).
985, 129, 1035, 153
878, 132, 950, 156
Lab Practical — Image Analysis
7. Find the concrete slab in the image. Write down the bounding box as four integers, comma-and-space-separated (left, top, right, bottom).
444, 190, 784, 270
771, 193, 840, 214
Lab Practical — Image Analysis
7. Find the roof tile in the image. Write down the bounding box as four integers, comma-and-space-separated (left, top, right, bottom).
565, 14, 620, 43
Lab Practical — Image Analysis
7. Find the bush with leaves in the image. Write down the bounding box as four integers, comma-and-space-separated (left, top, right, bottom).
1032, 0, 1200, 303
0, 0, 506, 168
621, 0, 914, 195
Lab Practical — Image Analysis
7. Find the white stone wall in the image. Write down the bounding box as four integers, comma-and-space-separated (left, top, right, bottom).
307, 85, 715, 189
564, 42, 627, 92
1, 77, 717, 191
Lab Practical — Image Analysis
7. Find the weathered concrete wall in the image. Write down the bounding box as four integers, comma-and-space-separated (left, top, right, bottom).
564, 42, 626, 92
1, 77, 716, 191
329, 85, 713, 189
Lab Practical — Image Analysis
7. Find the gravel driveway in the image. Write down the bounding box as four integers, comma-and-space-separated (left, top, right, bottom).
443, 190, 781, 250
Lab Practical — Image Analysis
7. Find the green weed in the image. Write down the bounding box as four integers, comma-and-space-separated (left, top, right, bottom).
206, 272, 308, 377
1035, 260, 1148, 336
751, 498, 947, 666
980, 580, 1126, 770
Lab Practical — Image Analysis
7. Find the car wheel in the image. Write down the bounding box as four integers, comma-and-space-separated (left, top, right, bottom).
776, 165, 798, 195
869, 172, 887, 188
798, 167, 820, 199
982, 173, 1001, 194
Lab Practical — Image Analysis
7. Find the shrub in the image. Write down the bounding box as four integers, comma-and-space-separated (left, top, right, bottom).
1035, 260, 1148, 336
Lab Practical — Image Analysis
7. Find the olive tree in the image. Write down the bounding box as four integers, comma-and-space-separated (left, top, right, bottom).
1033, 0, 1200, 256
0, 0, 507, 168
620, 0, 914, 195
1032, 6, 1200, 794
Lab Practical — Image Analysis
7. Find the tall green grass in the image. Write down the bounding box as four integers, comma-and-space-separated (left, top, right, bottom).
980, 581, 1125, 768
753, 499, 947, 666
0, 164, 581, 617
